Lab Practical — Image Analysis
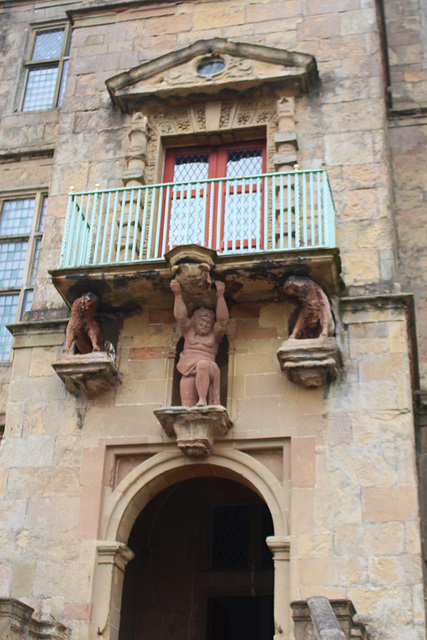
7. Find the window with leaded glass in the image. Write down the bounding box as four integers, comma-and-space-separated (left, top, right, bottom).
0, 193, 47, 360
163, 141, 266, 251
22, 25, 72, 112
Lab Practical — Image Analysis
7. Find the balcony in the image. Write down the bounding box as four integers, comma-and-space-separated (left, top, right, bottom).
51, 168, 341, 310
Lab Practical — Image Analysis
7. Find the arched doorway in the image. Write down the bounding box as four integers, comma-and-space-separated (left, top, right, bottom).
118, 477, 274, 640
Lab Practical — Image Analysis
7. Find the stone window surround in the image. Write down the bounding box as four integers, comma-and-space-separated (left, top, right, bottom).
19, 19, 72, 112
123, 93, 299, 190
0, 187, 47, 361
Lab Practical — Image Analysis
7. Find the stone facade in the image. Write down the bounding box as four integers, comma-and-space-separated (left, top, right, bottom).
0, 1, 426, 640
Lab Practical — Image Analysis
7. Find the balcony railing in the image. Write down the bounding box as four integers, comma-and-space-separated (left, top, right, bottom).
59, 168, 335, 268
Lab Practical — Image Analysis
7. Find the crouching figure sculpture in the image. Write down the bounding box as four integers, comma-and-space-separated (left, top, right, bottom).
283, 275, 335, 340
170, 278, 229, 407
277, 275, 339, 388
53, 292, 121, 397
63, 292, 104, 354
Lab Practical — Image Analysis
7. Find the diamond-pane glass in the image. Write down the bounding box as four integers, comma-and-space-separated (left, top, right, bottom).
0, 241, 28, 287
0, 295, 18, 360
0, 199, 35, 235
32, 29, 64, 60
224, 182, 262, 242
173, 155, 209, 182
169, 188, 205, 246
226, 149, 263, 179
57, 60, 68, 106
211, 504, 251, 570
22, 65, 58, 111
168, 155, 210, 246
22, 289, 33, 317
38, 196, 48, 232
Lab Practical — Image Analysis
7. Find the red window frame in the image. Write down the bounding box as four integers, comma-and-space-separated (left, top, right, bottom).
162, 140, 266, 253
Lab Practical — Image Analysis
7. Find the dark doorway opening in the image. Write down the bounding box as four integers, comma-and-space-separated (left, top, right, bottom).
118, 477, 274, 640
207, 596, 274, 640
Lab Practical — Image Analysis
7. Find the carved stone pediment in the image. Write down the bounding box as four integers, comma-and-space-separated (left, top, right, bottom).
106, 39, 318, 112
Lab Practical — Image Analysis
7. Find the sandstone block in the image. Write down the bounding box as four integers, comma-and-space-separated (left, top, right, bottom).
193, 5, 244, 29
291, 488, 314, 534
297, 14, 340, 39
362, 486, 417, 522
339, 9, 376, 36
291, 437, 316, 488
11, 563, 34, 598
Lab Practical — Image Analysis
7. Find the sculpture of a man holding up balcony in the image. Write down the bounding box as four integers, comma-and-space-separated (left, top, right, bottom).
170, 278, 229, 407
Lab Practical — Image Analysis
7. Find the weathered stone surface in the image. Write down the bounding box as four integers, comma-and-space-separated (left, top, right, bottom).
0, 598, 69, 640
277, 337, 340, 387
52, 352, 122, 397
291, 597, 367, 640
154, 405, 232, 456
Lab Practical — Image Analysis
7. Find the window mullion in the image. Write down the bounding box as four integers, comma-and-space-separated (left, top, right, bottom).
53, 58, 63, 107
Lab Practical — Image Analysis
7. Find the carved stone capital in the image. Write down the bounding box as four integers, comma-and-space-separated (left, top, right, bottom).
96, 541, 135, 572
154, 405, 232, 456
52, 352, 122, 397
276, 337, 340, 388
266, 536, 291, 560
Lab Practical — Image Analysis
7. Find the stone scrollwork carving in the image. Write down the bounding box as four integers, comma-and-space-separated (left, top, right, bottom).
52, 293, 121, 397
277, 276, 340, 388
155, 405, 232, 457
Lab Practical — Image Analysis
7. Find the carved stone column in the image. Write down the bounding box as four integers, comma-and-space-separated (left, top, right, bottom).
118, 112, 150, 260
274, 97, 297, 172
122, 112, 149, 187
266, 536, 291, 640
273, 97, 298, 248
90, 541, 135, 640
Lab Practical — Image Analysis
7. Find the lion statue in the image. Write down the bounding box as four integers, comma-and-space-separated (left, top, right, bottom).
284, 275, 335, 340
63, 292, 104, 354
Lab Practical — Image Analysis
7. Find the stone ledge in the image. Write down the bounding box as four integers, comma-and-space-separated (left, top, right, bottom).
154, 405, 232, 456
0, 598, 69, 640
277, 337, 340, 387
50, 248, 342, 312
52, 352, 122, 397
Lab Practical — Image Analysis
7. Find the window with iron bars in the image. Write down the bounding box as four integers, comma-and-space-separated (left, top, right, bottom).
21, 24, 72, 112
0, 192, 47, 360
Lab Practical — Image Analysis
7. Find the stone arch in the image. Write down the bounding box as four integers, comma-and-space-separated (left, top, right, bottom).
103, 448, 288, 542
91, 449, 290, 640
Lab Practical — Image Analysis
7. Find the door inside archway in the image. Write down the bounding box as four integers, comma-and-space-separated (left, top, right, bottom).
118, 477, 274, 640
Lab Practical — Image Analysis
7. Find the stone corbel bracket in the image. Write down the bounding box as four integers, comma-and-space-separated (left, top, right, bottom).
165, 244, 218, 312
154, 405, 232, 456
52, 352, 122, 397
276, 337, 340, 388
